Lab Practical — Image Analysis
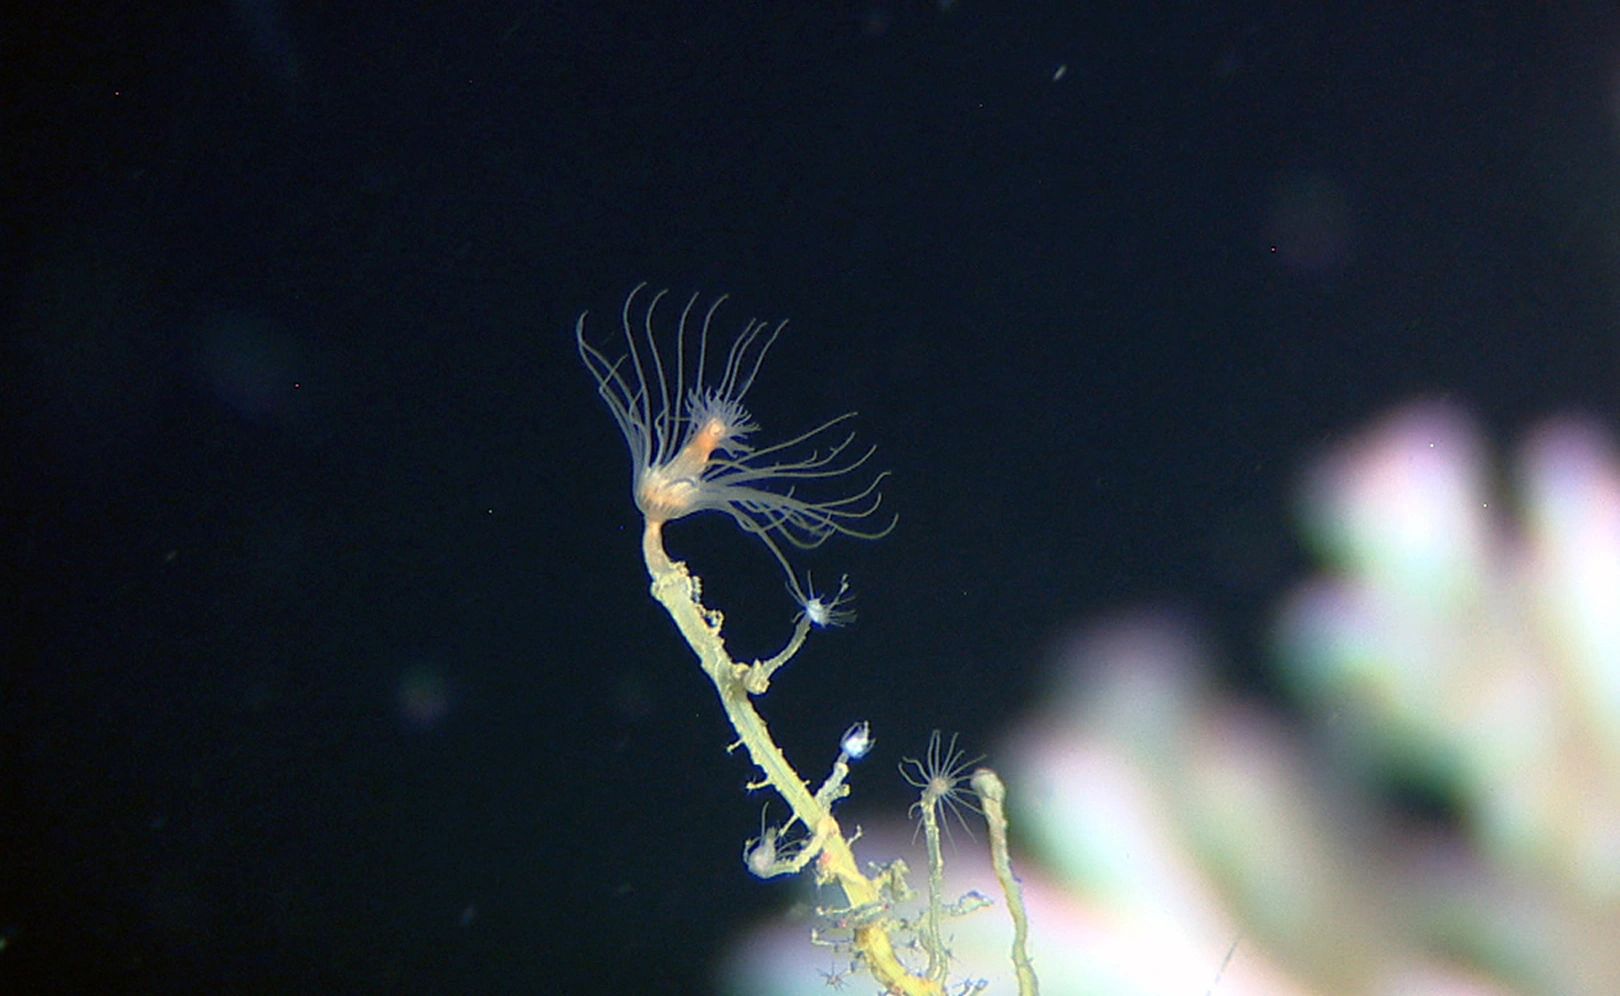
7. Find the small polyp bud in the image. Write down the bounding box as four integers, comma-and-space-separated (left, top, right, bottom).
840, 721, 874, 760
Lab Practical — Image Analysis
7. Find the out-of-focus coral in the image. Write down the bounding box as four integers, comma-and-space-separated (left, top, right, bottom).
722, 401, 1619, 996
1269, 401, 1620, 995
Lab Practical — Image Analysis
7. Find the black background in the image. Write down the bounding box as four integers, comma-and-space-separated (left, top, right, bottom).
7, 2, 1620, 993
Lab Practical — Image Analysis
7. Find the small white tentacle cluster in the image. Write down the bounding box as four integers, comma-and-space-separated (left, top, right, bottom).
839, 720, 874, 761
791, 572, 856, 628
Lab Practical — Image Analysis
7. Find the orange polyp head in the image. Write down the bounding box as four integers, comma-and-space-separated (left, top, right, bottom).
634, 423, 723, 525
580, 287, 893, 571
690, 418, 728, 462
635, 466, 695, 524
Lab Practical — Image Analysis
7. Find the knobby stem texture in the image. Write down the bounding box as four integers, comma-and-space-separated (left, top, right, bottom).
641, 520, 944, 996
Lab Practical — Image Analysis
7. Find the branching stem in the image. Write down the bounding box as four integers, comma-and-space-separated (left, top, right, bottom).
642, 519, 944, 996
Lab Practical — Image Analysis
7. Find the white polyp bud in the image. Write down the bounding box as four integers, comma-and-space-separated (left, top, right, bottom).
794, 573, 856, 628
745, 827, 779, 878
840, 720, 874, 760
